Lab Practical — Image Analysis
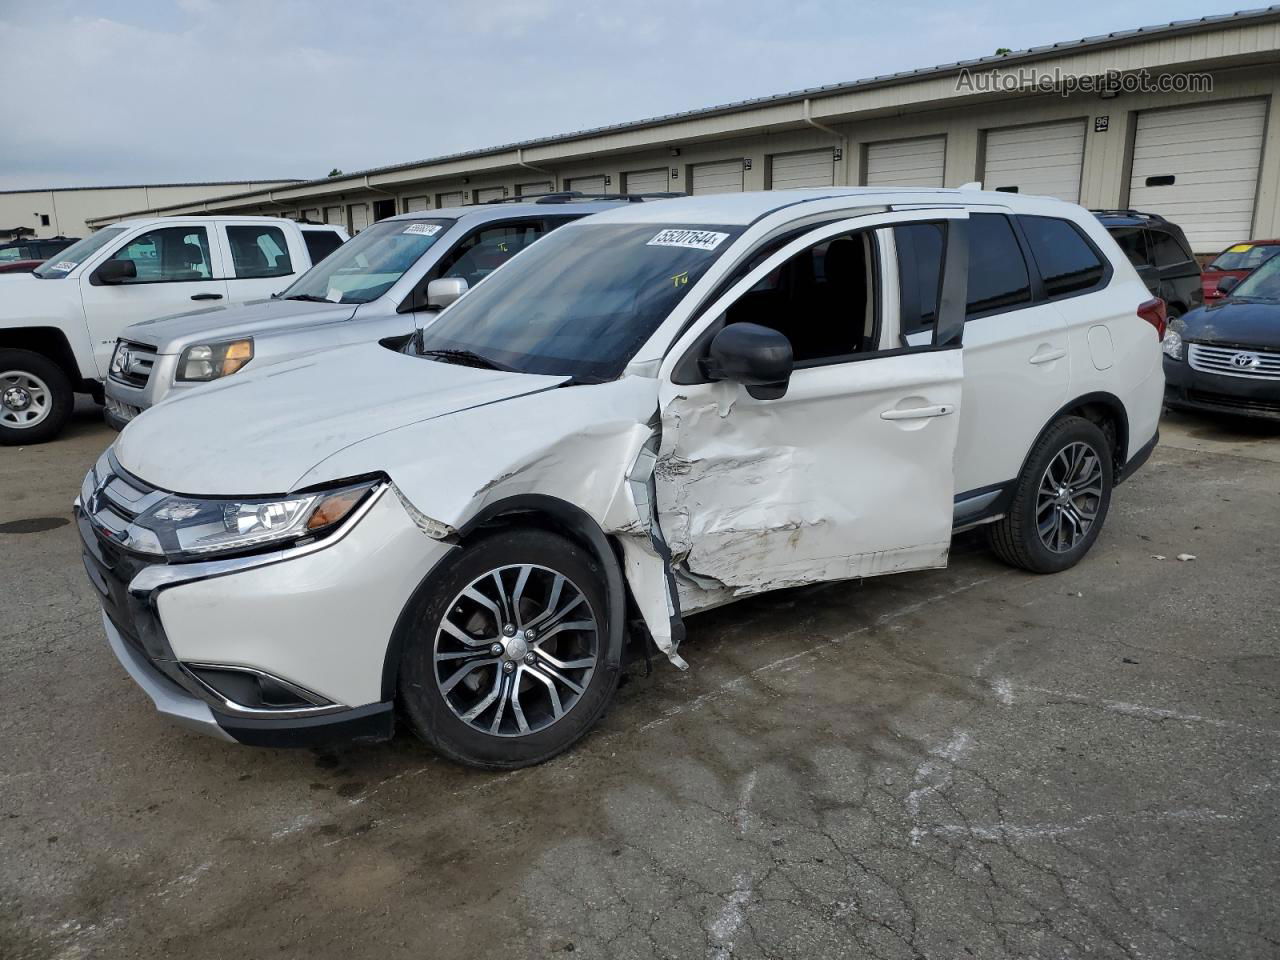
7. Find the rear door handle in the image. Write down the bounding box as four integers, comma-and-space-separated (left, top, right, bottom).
191, 293, 223, 301
1029, 347, 1066, 365
881, 403, 955, 421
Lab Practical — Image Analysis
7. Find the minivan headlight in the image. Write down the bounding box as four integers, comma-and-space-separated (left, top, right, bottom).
178, 339, 254, 382
135, 479, 380, 559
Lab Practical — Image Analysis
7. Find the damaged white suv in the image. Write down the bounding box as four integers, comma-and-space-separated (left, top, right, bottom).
78, 188, 1164, 767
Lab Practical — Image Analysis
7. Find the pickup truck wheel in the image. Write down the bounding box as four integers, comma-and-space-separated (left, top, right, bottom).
397, 528, 621, 769
0, 350, 73, 445
988, 416, 1113, 574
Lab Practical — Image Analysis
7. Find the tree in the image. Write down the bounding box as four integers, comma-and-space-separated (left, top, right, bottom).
327, 168, 343, 177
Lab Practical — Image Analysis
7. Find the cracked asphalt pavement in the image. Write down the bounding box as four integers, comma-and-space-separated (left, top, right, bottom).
2, 402, 1278, 959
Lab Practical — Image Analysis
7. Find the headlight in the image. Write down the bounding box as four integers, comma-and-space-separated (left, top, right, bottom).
134, 479, 379, 559
1162, 329, 1184, 360
178, 339, 253, 382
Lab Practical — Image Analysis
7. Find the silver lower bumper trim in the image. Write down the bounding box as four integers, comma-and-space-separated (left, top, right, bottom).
102, 612, 233, 742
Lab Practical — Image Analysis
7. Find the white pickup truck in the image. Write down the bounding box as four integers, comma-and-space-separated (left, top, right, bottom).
0, 216, 347, 444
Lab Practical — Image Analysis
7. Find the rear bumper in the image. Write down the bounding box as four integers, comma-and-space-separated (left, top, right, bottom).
1163, 355, 1280, 420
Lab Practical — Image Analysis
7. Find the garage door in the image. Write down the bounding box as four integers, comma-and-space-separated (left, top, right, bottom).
303, 208, 321, 221
623, 168, 669, 195
1129, 99, 1266, 252
436, 191, 465, 208
566, 175, 607, 194
404, 196, 429, 212
983, 120, 1085, 202
771, 149, 834, 189
324, 206, 343, 227
517, 181, 553, 196
864, 136, 946, 188
348, 203, 370, 233
691, 160, 744, 195
474, 187, 505, 204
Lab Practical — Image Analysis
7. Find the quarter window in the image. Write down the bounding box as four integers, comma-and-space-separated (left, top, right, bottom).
967, 214, 1030, 316
226, 225, 294, 279
1019, 216, 1106, 297
1109, 227, 1149, 268
111, 226, 213, 283
1147, 229, 1191, 269
302, 230, 345, 265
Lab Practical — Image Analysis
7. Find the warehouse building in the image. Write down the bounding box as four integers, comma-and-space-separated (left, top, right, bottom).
0, 180, 300, 241
88, 7, 1280, 253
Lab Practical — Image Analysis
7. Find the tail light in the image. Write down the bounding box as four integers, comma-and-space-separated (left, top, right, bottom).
1137, 297, 1167, 341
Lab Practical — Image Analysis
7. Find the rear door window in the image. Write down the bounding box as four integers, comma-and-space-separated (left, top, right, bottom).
967, 214, 1031, 316
303, 230, 344, 265
1019, 216, 1106, 298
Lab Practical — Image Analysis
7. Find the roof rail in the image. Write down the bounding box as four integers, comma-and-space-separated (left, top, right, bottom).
485, 190, 687, 205
1090, 208, 1168, 222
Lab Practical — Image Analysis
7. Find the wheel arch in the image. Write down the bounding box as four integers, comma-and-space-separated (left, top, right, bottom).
1028, 391, 1130, 480
379, 494, 628, 701
0, 326, 88, 391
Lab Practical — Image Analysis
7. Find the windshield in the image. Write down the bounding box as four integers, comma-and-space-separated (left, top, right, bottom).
33, 228, 126, 278
1232, 255, 1280, 300
418, 222, 745, 381
278, 218, 453, 303
1209, 244, 1280, 271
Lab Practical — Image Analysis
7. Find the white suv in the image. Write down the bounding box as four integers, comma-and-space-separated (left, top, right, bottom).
77, 188, 1164, 767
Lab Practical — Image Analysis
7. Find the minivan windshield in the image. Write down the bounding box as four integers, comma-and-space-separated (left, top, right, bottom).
1232, 255, 1280, 300
33, 228, 126, 278
279, 218, 453, 304
417, 222, 744, 381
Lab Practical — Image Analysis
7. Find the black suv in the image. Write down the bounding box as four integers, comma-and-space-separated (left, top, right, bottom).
0, 235, 80, 273
1093, 210, 1201, 318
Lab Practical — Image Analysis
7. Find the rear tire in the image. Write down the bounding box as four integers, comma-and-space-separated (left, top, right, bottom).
396, 528, 621, 769
988, 416, 1113, 574
0, 349, 73, 445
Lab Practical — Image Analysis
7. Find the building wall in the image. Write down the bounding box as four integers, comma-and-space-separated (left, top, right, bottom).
0, 182, 297, 239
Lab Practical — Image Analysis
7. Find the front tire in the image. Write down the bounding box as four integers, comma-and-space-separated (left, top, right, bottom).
988, 416, 1113, 574
0, 349, 73, 445
397, 528, 621, 769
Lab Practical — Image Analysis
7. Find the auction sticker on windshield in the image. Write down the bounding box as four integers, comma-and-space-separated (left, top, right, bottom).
404, 223, 442, 236
647, 229, 729, 251
49, 261, 77, 272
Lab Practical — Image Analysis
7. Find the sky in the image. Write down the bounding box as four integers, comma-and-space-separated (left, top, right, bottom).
0, 0, 1255, 190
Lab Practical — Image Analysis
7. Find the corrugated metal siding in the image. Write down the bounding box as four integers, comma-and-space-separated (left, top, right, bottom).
404, 197, 429, 212
436, 191, 465, 208
516, 181, 553, 195
474, 187, 506, 203
691, 160, 745, 194
865, 137, 946, 187
324, 206, 343, 227
623, 168, 669, 194
771, 149, 835, 189
983, 120, 1086, 202
1129, 98, 1267, 250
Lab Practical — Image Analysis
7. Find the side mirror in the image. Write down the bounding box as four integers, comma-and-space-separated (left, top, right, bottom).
426, 277, 468, 310
1215, 275, 1239, 297
705, 322, 794, 400
94, 259, 137, 285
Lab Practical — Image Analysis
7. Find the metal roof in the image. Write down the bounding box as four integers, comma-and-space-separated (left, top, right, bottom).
0, 179, 302, 196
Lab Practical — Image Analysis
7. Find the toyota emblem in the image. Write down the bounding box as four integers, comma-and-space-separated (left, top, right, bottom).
1229, 352, 1261, 370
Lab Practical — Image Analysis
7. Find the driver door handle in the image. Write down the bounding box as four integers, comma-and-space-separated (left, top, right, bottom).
191, 293, 223, 301
881, 403, 955, 421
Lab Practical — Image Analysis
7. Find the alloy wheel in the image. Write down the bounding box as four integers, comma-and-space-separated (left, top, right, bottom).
433, 563, 599, 737
1036, 441, 1104, 553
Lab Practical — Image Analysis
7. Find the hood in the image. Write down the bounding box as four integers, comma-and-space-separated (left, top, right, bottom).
114, 341, 568, 495
120, 299, 357, 351
1178, 298, 1280, 349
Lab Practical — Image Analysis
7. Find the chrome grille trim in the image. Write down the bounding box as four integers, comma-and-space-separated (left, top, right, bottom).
1188, 342, 1280, 381
108, 340, 158, 388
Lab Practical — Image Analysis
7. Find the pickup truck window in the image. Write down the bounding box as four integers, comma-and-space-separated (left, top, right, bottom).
114, 226, 214, 283
227, 225, 293, 279
33, 228, 125, 278
418, 222, 744, 381
302, 230, 344, 265
280, 218, 453, 304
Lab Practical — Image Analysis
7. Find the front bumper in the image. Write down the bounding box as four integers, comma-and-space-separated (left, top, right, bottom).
78, 459, 452, 746
1163, 354, 1280, 421
104, 351, 195, 425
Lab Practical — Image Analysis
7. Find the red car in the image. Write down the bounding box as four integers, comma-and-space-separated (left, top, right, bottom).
1202, 240, 1280, 300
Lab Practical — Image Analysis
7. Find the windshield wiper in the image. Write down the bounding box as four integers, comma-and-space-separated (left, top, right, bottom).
282, 293, 338, 303
418, 348, 510, 371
